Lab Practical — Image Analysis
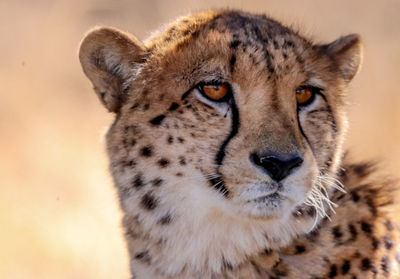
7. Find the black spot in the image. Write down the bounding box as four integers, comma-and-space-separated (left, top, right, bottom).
143, 103, 150, 111
125, 227, 138, 239
222, 257, 233, 270
134, 251, 147, 259
158, 214, 172, 225
140, 146, 153, 157
149, 114, 166, 126
100, 91, 105, 99
134, 250, 151, 263
296, 55, 304, 64
133, 173, 144, 188
348, 224, 358, 241
351, 191, 360, 202
295, 245, 306, 254
151, 178, 163, 187
306, 206, 316, 217
229, 54, 236, 72
353, 251, 362, 258
168, 102, 180, 111
167, 26, 176, 35
371, 236, 380, 250
182, 29, 191, 36
268, 65, 275, 73
167, 135, 174, 144
332, 226, 343, 240
329, 264, 337, 278
383, 235, 394, 250
334, 192, 345, 201
381, 255, 390, 273
283, 40, 295, 48
130, 102, 140, 110
177, 137, 185, 143
361, 258, 371, 271
125, 160, 136, 167
179, 156, 186, 166
175, 172, 183, 177
191, 30, 200, 39
158, 158, 170, 168
230, 40, 241, 49
307, 228, 320, 241
361, 222, 373, 234
141, 192, 158, 210
341, 260, 351, 275
353, 162, 372, 177
251, 25, 264, 42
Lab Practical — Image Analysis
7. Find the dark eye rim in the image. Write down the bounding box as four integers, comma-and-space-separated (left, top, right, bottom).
196, 81, 233, 103
296, 85, 323, 108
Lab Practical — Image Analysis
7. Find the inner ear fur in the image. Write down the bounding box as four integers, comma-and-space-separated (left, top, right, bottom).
79, 27, 147, 112
320, 34, 363, 82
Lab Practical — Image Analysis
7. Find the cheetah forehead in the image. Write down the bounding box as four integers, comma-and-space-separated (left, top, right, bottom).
146, 10, 308, 53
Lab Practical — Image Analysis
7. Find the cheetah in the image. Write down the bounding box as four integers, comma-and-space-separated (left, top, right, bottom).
79, 9, 400, 279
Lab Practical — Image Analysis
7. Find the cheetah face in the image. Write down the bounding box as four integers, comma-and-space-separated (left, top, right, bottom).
80, 11, 362, 224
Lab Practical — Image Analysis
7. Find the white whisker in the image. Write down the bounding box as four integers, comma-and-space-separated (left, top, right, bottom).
304, 173, 345, 226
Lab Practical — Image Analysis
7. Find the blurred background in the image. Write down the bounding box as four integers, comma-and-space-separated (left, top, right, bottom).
1, 0, 399, 278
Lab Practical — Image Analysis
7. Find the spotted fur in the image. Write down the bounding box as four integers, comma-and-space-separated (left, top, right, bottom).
79, 9, 400, 279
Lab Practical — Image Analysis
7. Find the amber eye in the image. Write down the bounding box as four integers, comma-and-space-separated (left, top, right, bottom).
296, 86, 315, 106
201, 83, 229, 101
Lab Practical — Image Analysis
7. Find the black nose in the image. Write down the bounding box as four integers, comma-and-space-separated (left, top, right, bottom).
250, 152, 304, 182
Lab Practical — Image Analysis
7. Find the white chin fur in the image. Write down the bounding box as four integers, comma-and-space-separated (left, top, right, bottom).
127, 168, 318, 276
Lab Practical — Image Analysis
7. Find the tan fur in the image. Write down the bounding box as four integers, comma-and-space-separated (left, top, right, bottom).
79, 10, 399, 279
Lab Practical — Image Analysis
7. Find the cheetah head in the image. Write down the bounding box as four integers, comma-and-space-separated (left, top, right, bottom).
79, 10, 362, 273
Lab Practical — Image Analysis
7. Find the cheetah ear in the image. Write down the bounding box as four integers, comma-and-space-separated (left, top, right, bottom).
79, 27, 147, 112
321, 34, 363, 82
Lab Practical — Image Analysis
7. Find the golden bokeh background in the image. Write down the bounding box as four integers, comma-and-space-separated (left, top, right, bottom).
1, 0, 399, 278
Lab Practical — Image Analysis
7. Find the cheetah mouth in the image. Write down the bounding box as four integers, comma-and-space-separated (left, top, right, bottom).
253, 192, 282, 203
245, 181, 284, 203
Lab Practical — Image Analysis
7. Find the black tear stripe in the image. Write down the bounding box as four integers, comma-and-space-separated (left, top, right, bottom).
216, 98, 240, 165
297, 92, 338, 171
213, 97, 240, 197
180, 88, 239, 198
296, 106, 311, 147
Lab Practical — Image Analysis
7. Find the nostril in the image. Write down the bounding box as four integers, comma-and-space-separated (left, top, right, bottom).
250, 152, 304, 182
249, 153, 261, 166
288, 156, 304, 170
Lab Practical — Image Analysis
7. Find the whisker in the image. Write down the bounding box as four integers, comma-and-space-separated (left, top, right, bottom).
304, 172, 345, 226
